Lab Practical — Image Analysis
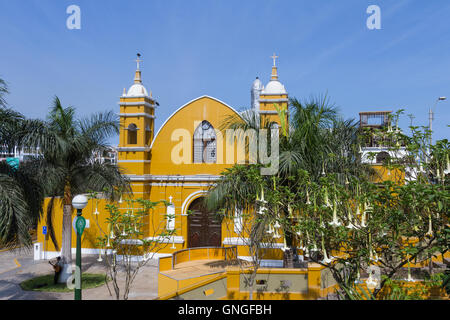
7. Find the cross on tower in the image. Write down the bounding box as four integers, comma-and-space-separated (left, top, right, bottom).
168, 195, 173, 204
135, 53, 143, 70
271, 53, 279, 67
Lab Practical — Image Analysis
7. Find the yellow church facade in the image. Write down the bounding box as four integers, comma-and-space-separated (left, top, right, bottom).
35, 56, 288, 263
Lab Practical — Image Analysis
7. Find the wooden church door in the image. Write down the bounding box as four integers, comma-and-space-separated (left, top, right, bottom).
187, 197, 221, 248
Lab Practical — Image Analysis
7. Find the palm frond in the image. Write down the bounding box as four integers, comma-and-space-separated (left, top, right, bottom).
0, 78, 8, 107
0, 166, 33, 248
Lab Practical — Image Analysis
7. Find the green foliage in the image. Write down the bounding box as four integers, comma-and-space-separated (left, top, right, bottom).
443, 266, 450, 294
0, 81, 45, 248
207, 99, 449, 300
20, 273, 107, 292
95, 198, 175, 254
337, 283, 376, 300
93, 196, 175, 299
0, 161, 44, 248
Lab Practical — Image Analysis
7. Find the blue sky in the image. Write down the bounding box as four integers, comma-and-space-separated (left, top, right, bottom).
0, 0, 449, 144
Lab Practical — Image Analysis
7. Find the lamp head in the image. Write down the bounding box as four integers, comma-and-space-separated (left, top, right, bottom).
72, 194, 88, 210
438, 97, 446, 101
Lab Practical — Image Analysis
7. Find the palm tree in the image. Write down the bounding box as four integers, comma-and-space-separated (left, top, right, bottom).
287, 96, 369, 182
0, 78, 8, 108
0, 160, 44, 248
206, 94, 369, 267
0, 82, 45, 249
24, 96, 130, 282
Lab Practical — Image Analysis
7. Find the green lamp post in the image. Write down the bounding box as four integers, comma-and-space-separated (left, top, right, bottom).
72, 194, 88, 300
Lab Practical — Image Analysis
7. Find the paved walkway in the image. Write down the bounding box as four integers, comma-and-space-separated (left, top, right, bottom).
0, 248, 160, 300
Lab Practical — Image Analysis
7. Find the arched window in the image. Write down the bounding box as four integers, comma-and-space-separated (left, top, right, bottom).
128, 123, 138, 145
193, 121, 216, 163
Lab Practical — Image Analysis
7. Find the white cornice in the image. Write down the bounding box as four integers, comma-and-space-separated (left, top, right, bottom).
117, 160, 151, 163
223, 237, 285, 248
117, 147, 151, 152
119, 113, 155, 119
119, 101, 156, 108
258, 110, 279, 115
123, 174, 221, 182
146, 236, 185, 244
259, 93, 288, 97
150, 174, 221, 181
119, 95, 157, 102
259, 98, 289, 103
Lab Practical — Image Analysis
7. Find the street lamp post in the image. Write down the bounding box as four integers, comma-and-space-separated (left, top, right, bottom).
72, 194, 88, 301
429, 97, 446, 147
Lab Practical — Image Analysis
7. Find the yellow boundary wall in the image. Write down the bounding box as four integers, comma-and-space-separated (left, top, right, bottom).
157, 247, 339, 300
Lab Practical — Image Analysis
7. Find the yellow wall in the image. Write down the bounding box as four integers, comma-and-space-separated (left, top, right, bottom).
157, 250, 339, 300
37, 197, 112, 251
149, 96, 244, 175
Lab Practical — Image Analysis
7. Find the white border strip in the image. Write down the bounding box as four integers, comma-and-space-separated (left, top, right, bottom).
181, 190, 208, 215
119, 113, 155, 119
119, 101, 155, 108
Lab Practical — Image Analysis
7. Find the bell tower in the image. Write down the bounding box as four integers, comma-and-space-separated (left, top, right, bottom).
117, 54, 157, 186
258, 54, 289, 131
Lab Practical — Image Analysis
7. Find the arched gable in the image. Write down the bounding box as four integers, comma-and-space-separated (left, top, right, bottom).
149, 96, 243, 176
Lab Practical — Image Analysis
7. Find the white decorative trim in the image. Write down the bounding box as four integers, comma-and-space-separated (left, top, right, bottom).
150, 175, 221, 182
145, 236, 185, 244
259, 99, 289, 103
150, 95, 243, 149
117, 147, 151, 152
119, 239, 144, 245
150, 183, 213, 187
223, 237, 248, 246
118, 236, 185, 246
117, 160, 151, 163
119, 113, 155, 119
119, 95, 156, 101
260, 93, 288, 97
116, 252, 171, 262
38, 249, 170, 263
223, 237, 284, 249
36, 248, 102, 260
123, 174, 221, 182
181, 190, 208, 216
119, 101, 156, 108
260, 242, 285, 249
361, 147, 407, 164
237, 256, 284, 268
258, 110, 279, 115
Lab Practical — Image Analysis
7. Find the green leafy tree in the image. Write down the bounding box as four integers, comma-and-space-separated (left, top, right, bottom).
95, 198, 174, 300
24, 96, 130, 282
209, 95, 369, 267
0, 80, 45, 248
206, 164, 277, 300
285, 121, 448, 299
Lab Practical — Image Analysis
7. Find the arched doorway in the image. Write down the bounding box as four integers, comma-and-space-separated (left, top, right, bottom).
187, 197, 221, 248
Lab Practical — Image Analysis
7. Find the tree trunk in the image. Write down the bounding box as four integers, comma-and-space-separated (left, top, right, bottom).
283, 248, 294, 268
58, 184, 73, 283
283, 230, 294, 268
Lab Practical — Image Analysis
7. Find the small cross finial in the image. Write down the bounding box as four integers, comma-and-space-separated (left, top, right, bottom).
271, 53, 279, 67
135, 53, 142, 70
168, 196, 173, 203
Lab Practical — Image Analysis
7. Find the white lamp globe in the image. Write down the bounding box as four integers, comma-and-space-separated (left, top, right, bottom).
72, 194, 88, 210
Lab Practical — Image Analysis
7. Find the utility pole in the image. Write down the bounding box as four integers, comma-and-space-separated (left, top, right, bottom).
429, 97, 446, 148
